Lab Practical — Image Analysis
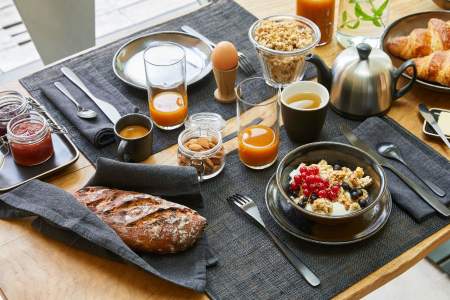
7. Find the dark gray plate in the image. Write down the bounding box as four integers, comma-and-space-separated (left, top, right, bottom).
113, 31, 212, 90
0, 97, 79, 192
265, 174, 392, 245
381, 11, 450, 94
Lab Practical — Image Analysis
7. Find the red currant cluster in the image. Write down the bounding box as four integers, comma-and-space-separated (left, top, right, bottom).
290, 165, 340, 200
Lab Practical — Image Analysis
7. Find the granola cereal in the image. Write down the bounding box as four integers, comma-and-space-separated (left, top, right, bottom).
251, 19, 316, 85
288, 160, 373, 216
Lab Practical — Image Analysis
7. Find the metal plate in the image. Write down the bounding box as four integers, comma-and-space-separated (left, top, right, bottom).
265, 174, 392, 245
113, 31, 212, 89
381, 11, 450, 94
422, 107, 450, 140
0, 97, 79, 192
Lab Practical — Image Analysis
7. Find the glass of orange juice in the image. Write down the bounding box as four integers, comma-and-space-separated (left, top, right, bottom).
144, 42, 188, 130
236, 77, 280, 169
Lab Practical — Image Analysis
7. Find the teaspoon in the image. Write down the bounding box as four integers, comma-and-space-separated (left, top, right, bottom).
54, 82, 97, 119
377, 142, 446, 197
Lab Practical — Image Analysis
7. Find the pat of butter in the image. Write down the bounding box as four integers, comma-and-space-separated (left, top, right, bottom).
437, 111, 450, 136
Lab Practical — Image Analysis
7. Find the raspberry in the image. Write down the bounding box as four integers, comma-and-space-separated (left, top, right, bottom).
318, 190, 327, 198
299, 166, 308, 173
290, 182, 298, 191
310, 167, 319, 175
301, 183, 308, 190
294, 175, 302, 184
306, 175, 314, 184
332, 185, 340, 193
303, 188, 311, 196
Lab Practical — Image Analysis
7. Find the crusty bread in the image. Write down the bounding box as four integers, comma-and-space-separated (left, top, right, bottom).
74, 186, 207, 254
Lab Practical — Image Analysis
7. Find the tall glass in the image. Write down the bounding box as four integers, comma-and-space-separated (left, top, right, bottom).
236, 77, 280, 170
336, 0, 390, 48
296, 0, 335, 46
144, 42, 188, 130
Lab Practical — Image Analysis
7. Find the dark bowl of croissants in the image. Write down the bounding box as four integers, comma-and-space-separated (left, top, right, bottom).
382, 11, 450, 93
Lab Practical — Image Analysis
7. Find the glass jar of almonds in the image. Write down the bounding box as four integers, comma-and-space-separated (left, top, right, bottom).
177, 126, 225, 181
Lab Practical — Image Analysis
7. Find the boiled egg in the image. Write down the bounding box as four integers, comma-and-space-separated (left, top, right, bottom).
211, 41, 239, 70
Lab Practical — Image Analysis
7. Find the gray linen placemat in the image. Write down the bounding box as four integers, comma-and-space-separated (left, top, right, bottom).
19, 0, 316, 163
0, 159, 215, 292
201, 114, 449, 299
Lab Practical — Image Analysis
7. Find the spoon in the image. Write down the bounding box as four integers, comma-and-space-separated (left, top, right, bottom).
54, 82, 97, 119
377, 142, 446, 197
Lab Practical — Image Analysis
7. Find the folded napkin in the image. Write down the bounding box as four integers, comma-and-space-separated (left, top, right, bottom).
0, 158, 216, 292
336, 117, 450, 222
41, 64, 139, 147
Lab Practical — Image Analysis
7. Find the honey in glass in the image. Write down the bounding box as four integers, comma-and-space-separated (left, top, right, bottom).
238, 124, 279, 168
296, 0, 335, 45
148, 85, 188, 129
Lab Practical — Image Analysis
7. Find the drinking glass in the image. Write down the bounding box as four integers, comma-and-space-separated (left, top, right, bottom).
296, 0, 335, 46
336, 0, 390, 48
236, 77, 280, 170
144, 42, 188, 130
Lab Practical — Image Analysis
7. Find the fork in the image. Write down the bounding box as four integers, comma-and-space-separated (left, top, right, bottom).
228, 193, 320, 287
181, 25, 256, 76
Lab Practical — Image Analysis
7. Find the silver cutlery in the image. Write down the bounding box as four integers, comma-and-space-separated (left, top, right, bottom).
377, 142, 446, 197
341, 125, 450, 217
419, 103, 450, 149
54, 82, 97, 119
61, 67, 121, 124
181, 25, 256, 76
228, 193, 321, 286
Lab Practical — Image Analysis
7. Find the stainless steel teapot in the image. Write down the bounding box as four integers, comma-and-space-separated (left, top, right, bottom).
305, 43, 417, 119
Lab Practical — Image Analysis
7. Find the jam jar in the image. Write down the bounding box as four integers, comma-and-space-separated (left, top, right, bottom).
177, 126, 225, 181
7, 111, 54, 166
0, 91, 29, 136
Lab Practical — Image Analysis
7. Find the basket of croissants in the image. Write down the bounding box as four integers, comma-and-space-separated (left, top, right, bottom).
384, 17, 450, 89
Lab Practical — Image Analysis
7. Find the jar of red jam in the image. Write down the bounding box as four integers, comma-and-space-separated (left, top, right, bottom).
0, 91, 29, 137
7, 111, 54, 166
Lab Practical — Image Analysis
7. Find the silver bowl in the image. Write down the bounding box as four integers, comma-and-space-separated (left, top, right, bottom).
248, 15, 320, 88
275, 142, 387, 224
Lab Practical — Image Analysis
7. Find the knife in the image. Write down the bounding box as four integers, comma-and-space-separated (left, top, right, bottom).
61, 67, 121, 124
418, 103, 450, 149
340, 124, 450, 217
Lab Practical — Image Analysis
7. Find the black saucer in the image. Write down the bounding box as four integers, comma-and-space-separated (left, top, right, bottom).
265, 174, 392, 245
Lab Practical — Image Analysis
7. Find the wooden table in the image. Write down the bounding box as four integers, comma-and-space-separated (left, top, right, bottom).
0, 0, 449, 299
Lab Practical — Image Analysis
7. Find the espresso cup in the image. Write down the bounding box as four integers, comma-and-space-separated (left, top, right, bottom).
114, 113, 153, 162
280, 81, 329, 143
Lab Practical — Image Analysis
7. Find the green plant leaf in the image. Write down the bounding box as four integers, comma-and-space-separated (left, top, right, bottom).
342, 11, 348, 22
375, 0, 389, 16
354, 3, 375, 21
349, 0, 356, 4
372, 18, 382, 27
347, 19, 361, 29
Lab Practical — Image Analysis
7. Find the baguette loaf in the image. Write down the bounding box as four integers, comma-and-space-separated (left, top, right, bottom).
74, 186, 207, 254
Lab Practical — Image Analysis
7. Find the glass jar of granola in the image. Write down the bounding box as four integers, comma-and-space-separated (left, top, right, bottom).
248, 15, 320, 88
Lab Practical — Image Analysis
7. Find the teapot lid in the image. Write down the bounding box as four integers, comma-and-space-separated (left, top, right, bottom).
333, 43, 393, 78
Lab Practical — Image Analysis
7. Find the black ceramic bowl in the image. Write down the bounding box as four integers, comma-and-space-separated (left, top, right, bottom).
275, 142, 387, 224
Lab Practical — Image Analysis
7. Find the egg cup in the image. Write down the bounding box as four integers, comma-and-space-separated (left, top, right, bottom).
213, 64, 238, 103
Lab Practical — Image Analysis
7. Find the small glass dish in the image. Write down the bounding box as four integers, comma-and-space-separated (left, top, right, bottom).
177, 126, 225, 181
248, 15, 320, 88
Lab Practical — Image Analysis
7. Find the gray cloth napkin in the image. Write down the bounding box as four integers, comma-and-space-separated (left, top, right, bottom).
336, 117, 450, 222
40, 64, 139, 147
0, 158, 216, 292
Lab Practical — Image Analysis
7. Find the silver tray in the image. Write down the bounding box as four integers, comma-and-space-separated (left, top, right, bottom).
265, 174, 392, 245
113, 31, 212, 90
381, 11, 450, 94
0, 97, 80, 192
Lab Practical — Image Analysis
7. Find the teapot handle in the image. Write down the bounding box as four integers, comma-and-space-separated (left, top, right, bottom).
392, 60, 417, 100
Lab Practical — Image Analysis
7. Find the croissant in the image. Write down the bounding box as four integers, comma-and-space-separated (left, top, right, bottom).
387, 18, 450, 59
405, 50, 450, 87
